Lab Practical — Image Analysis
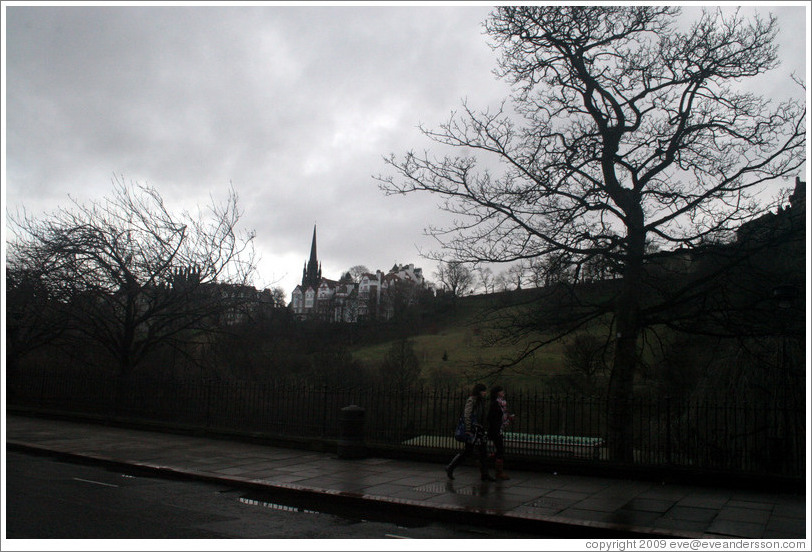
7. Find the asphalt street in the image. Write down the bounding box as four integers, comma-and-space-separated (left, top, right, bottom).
5, 450, 547, 539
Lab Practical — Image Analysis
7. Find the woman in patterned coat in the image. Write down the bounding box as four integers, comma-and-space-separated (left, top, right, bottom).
487, 385, 515, 480
445, 383, 495, 481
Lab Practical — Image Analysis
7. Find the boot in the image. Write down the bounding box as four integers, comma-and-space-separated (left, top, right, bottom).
479, 461, 496, 481
480, 471, 496, 482
495, 459, 510, 480
445, 453, 463, 480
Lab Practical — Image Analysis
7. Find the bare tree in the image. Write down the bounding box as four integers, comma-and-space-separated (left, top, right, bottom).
526, 252, 574, 288
269, 286, 287, 308
5, 257, 71, 394
381, 338, 422, 389
7, 178, 257, 379
378, 7, 805, 461
563, 333, 610, 395
434, 261, 474, 299
476, 266, 496, 295
497, 264, 526, 291
347, 265, 371, 283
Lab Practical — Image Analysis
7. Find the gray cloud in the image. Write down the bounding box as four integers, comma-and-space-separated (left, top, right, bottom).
4, 4, 807, 296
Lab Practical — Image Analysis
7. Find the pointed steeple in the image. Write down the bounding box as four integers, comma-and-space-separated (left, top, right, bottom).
302, 225, 321, 289
309, 225, 318, 267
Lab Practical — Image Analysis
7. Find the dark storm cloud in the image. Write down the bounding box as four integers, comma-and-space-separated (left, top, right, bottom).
4, 4, 808, 295
5, 4, 506, 293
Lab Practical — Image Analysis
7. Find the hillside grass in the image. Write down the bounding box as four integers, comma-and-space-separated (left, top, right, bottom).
350, 281, 685, 391
350, 292, 574, 389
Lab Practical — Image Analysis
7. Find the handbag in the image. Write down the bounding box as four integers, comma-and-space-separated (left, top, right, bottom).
454, 415, 483, 444
454, 416, 467, 442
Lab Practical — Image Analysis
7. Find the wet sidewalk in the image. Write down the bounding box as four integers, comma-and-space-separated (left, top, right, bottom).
4, 414, 808, 540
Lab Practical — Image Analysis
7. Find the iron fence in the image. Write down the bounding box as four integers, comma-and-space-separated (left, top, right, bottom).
8, 368, 805, 477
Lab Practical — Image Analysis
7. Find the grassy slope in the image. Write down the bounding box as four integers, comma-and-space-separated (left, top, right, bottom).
350, 291, 570, 388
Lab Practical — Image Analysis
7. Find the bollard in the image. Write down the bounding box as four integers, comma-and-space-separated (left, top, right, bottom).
337, 405, 367, 459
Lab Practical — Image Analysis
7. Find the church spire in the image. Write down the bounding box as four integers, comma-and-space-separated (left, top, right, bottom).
302, 225, 321, 288
309, 225, 318, 267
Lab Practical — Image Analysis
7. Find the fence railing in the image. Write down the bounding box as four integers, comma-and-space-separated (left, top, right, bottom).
7, 369, 805, 478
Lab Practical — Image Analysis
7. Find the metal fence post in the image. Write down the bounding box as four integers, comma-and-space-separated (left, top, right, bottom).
205, 379, 213, 429
321, 385, 328, 437
666, 396, 672, 465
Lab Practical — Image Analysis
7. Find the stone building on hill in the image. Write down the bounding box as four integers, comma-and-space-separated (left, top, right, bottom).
289, 226, 426, 322
737, 176, 806, 244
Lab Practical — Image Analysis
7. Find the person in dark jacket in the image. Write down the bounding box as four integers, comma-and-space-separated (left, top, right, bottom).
445, 383, 495, 481
486, 385, 515, 480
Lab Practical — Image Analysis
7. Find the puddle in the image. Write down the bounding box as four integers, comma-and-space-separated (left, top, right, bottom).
240, 497, 320, 514
415, 482, 488, 496
239, 490, 430, 528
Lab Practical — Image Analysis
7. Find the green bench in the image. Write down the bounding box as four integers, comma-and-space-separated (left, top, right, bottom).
503, 432, 604, 460
400, 433, 605, 460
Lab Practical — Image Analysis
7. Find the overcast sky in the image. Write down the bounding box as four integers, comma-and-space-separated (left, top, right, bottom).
3, 3, 808, 299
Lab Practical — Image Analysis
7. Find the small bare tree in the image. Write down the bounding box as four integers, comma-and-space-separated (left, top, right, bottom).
526, 252, 575, 288
434, 261, 474, 300
7, 178, 257, 379
497, 264, 526, 291
347, 265, 371, 283
381, 338, 422, 389
5, 255, 72, 394
563, 333, 610, 395
269, 286, 287, 308
476, 266, 496, 295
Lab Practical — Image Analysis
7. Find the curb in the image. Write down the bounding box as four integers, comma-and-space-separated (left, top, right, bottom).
7, 440, 706, 539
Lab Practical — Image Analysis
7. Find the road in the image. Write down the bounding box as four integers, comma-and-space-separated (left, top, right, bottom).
5, 450, 544, 539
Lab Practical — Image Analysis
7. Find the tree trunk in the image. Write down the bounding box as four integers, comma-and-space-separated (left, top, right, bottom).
607, 317, 638, 463
607, 219, 645, 463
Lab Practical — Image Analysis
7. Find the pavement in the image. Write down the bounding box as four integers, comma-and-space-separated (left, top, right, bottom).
4, 414, 809, 540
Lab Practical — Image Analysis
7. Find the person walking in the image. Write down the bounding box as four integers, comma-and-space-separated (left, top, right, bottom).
487, 385, 515, 480
445, 383, 495, 481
